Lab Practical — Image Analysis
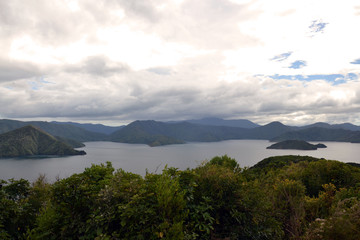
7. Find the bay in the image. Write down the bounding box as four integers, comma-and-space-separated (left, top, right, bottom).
0, 140, 359, 182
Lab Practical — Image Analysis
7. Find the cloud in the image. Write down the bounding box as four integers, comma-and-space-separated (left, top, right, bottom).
0, 0, 360, 126
0, 1, 94, 46
144, 0, 261, 49
112, 0, 160, 22
64, 55, 130, 76
147, 67, 173, 75
0, 58, 43, 82
355, 5, 360, 15
2, 68, 360, 126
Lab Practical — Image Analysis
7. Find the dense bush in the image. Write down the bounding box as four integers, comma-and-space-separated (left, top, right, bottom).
1, 155, 360, 239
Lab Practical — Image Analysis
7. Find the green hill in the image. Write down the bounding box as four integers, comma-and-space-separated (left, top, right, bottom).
108, 120, 251, 145
0, 125, 86, 157
109, 120, 296, 146
266, 140, 327, 150
0, 119, 107, 142
108, 121, 185, 146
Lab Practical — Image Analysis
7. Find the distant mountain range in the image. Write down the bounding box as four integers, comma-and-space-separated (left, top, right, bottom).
51, 121, 124, 135
0, 125, 86, 157
297, 122, 360, 131
1, 118, 360, 147
108, 120, 360, 146
168, 117, 260, 128
270, 127, 360, 143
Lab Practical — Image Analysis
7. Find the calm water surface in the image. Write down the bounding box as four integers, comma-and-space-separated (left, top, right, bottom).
0, 140, 359, 182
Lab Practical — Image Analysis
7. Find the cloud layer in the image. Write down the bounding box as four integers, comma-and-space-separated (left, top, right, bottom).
1, 0, 360, 125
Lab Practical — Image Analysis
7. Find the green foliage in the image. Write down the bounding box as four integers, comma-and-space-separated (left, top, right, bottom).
0, 179, 29, 239
195, 163, 240, 238
272, 179, 306, 239
233, 179, 284, 239
250, 155, 320, 173
30, 162, 114, 239
299, 160, 360, 197
2, 155, 360, 239
304, 198, 360, 240
207, 155, 241, 172
0, 176, 50, 239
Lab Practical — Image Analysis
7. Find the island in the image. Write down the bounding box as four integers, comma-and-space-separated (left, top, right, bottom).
0, 125, 86, 158
266, 140, 327, 150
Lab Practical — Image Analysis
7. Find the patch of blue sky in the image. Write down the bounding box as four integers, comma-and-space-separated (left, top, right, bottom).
39, 76, 53, 84
347, 73, 358, 80
28, 77, 54, 90
309, 20, 328, 34
270, 52, 292, 62
269, 73, 357, 85
350, 59, 360, 64
28, 81, 41, 90
289, 60, 306, 69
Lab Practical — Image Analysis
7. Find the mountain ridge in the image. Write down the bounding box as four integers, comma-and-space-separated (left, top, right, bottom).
174, 117, 260, 128
1, 118, 360, 147
51, 121, 124, 135
271, 127, 360, 143
0, 125, 86, 157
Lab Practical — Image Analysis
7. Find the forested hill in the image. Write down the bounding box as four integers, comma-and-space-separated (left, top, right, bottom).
0, 119, 107, 142
109, 120, 296, 146
0, 125, 86, 157
109, 120, 251, 145
2, 155, 360, 239
266, 140, 327, 150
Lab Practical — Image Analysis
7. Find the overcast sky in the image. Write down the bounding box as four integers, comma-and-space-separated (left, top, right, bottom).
1, 0, 360, 126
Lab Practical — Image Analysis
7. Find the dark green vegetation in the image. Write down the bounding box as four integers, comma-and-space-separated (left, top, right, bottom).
2, 118, 360, 146
267, 140, 327, 150
0, 125, 86, 157
2, 155, 360, 239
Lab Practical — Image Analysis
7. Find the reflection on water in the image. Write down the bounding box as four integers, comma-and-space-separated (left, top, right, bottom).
0, 140, 359, 182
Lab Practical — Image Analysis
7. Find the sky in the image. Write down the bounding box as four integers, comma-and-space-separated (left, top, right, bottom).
1, 0, 360, 126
